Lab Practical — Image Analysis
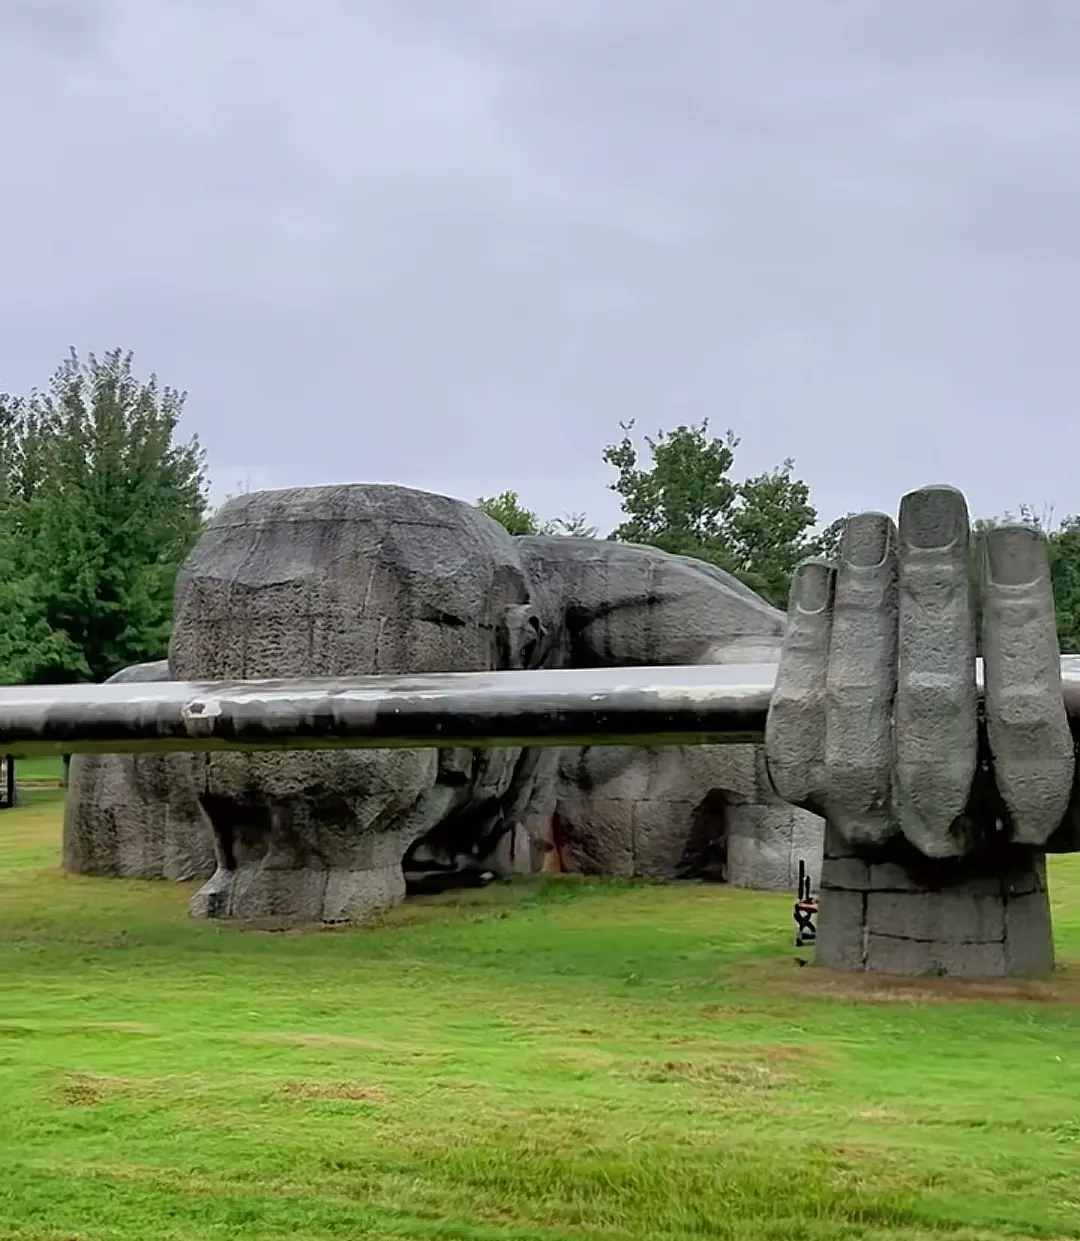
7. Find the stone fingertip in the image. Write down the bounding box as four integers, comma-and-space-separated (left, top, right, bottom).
840, 511, 895, 569
899, 484, 969, 552
985, 524, 1048, 588
789, 559, 834, 615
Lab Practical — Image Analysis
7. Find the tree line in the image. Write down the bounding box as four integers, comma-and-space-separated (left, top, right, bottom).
2, 350, 1078, 690
478, 421, 840, 609
0, 350, 207, 684
480, 422, 1080, 650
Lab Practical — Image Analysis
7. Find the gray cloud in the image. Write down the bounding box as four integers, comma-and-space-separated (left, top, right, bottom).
1, 0, 1079, 530
0, 0, 111, 55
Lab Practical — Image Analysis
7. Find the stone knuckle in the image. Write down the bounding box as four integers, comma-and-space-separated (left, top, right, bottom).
987, 690, 1065, 729
833, 581, 894, 611
896, 680, 972, 716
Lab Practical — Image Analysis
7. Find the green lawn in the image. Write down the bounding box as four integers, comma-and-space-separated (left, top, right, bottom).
2, 795, 1080, 1240
9, 755, 66, 786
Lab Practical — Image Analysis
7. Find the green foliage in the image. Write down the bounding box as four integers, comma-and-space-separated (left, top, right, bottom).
0, 349, 208, 684
549, 511, 599, 538
728, 466, 820, 608
604, 421, 738, 552
476, 490, 546, 536
603, 420, 821, 607
1049, 517, 1080, 652
476, 492, 598, 539
816, 514, 851, 562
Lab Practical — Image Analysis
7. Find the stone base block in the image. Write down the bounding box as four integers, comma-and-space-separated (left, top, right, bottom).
815, 827, 1053, 979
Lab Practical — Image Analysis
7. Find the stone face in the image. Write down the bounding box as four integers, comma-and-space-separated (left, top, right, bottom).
517, 536, 784, 669
54, 479, 1080, 967
64, 661, 216, 882
508, 536, 823, 891
169, 485, 542, 924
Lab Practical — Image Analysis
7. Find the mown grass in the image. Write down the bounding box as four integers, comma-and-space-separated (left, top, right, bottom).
2, 794, 1080, 1240
8, 755, 65, 786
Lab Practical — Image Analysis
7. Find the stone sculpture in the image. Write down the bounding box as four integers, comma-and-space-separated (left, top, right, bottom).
480, 537, 822, 891
525, 744, 821, 891
765, 484, 1079, 978
168, 484, 547, 923
62, 661, 214, 881
64, 483, 824, 922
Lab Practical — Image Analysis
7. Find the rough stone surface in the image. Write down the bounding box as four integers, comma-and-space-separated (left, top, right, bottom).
481, 822, 536, 876
508, 536, 822, 890
765, 488, 1076, 979
63, 661, 215, 881
545, 741, 822, 890
169, 484, 542, 924
517, 536, 785, 669
815, 821, 1055, 979
65, 484, 826, 924
550, 745, 729, 880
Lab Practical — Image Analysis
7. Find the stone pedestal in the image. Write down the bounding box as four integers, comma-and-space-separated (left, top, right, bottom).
816, 827, 1053, 978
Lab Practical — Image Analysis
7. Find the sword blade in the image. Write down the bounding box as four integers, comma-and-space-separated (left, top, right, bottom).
0, 656, 1078, 756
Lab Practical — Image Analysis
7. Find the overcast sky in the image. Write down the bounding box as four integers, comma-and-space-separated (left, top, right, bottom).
2, 0, 1078, 533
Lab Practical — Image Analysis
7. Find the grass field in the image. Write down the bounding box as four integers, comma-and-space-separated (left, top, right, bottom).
8, 755, 66, 786
2, 793, 1080, 1240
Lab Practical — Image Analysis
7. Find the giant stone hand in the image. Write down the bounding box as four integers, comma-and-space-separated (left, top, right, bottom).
765, 485, 1079, 978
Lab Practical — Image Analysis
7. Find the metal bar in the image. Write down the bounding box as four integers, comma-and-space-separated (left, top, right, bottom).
1, 656, 1079, 757
0, 663, 773, 756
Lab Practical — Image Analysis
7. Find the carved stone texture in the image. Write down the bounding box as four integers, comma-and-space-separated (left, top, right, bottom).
551, 745, 729, 880
724, 747, 825, 892
169, 484, 541, 924
63, 661, 215, 881
766, 486, 1077, 978
817, 827, 1053, 978
546, 742, 823, 890
517, 536, 784, 669
496, 538, 824, 891
62, 486, 829, 924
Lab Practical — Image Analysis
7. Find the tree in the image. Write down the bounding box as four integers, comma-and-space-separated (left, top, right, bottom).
603, 420, 821, 607
604, 421, 738, 556
0, 519, 76, 684
476, 491, 545, 536
817, 514, 851, 561
0, 349, 209, 684
476, 493, 598, 539
1049, 517, 1080, 653
548, 512, 598, 538
726, 464, 819, 607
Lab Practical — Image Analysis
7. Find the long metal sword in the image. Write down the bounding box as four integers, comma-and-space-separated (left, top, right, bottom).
1, 657, 1079, 756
